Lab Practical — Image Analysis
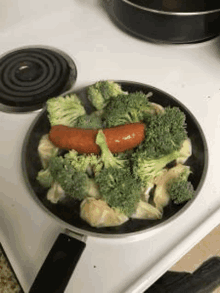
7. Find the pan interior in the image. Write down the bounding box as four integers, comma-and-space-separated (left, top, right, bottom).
22, 81, 208, 236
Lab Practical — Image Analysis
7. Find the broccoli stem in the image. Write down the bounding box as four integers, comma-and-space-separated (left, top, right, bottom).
96, 130, 125, 169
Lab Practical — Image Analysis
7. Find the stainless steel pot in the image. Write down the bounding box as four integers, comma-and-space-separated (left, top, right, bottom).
103, 0, 220, 43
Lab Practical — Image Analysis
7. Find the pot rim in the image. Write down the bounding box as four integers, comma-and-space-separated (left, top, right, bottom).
122, 0, 220, 16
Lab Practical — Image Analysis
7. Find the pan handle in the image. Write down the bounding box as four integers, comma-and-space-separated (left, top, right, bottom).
29, 231, 86, 293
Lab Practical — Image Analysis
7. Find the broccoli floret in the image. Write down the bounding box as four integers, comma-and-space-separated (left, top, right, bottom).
133, 150, 184, 187
95, 167, 142, 216
75, 110, 104, 129
166, 167, 195, 204
64, 150, 93, 172
64, 150, 103, 176
87, 80, 125, 110
49, 156, 99, 200
95, 129, 141, 216
47, 94, 86, 127
37, 168, 53, 188
104, 91, 153, 127
139, 107, 187, 158
132, 106, 189, 187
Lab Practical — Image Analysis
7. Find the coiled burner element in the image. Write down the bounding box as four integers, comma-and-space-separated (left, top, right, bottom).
0, 47, 76, 111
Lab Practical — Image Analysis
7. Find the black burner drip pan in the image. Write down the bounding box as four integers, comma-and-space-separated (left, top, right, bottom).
0, 46, 77, 112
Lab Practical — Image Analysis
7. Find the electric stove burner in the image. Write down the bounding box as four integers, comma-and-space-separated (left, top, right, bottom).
0, 47, 77, 112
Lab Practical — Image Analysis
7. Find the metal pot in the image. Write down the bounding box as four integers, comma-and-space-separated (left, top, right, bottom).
22, 81, 208, 292
103, 0, 220, 43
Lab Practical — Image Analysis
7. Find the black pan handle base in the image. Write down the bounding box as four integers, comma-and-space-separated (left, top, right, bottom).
29, 232, 86, 293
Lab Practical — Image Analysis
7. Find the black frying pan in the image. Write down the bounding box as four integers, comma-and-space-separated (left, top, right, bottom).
103, 0, 220, 43
22, 81, 208, 293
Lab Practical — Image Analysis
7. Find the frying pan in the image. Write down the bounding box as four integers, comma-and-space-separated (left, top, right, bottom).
22, 81, 208, 293
103, 0, 220, 43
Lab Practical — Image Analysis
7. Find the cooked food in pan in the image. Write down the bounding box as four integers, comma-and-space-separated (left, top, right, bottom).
36, 81, 193, 228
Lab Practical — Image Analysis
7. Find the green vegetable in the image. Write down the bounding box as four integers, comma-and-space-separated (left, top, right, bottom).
49, 155, 100, 200
95, 130, 127, 168
166, 166, 195, 204
95, 129, 141, 216
64, 150, 92, 172
95, 167, 142, 216
64, 150, 103, 176
104, 91, 153, 127
139, 107, 187, 158
75, 110, 103, 129
132, 106, 189, 187
87, 80, 125, 110
132, 149, 185, 187
37, 168, 53, 188
46, 94, 86, 127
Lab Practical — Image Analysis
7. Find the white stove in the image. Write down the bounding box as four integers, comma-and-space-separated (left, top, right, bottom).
0, 1, 220, 293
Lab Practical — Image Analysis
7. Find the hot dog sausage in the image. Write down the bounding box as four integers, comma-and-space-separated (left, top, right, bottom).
49, 123, 145, 154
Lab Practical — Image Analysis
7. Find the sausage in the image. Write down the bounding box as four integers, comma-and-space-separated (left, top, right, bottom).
48, 123, 145, 154
104, 123, 145, 153
49, 125, 99, 154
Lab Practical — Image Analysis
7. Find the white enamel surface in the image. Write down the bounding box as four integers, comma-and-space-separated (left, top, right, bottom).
0, 1, 220, 292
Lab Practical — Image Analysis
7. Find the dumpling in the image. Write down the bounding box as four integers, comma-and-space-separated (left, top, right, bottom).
131, 200, 162, 220
37, 168, 53, 188
153, 164, 189, 211
47, 182, 65, 204
150, 102, 165, 114
176, 138, 192, 164
153, 169, 168, 185
38, 134, 59, 169
144, 102, 165, 116
141, 182, 154, 202
80, 198, 128, 228
85, 179, 101, 199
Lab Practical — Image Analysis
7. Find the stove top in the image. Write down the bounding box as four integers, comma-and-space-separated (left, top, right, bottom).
0, 1, 220, 293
